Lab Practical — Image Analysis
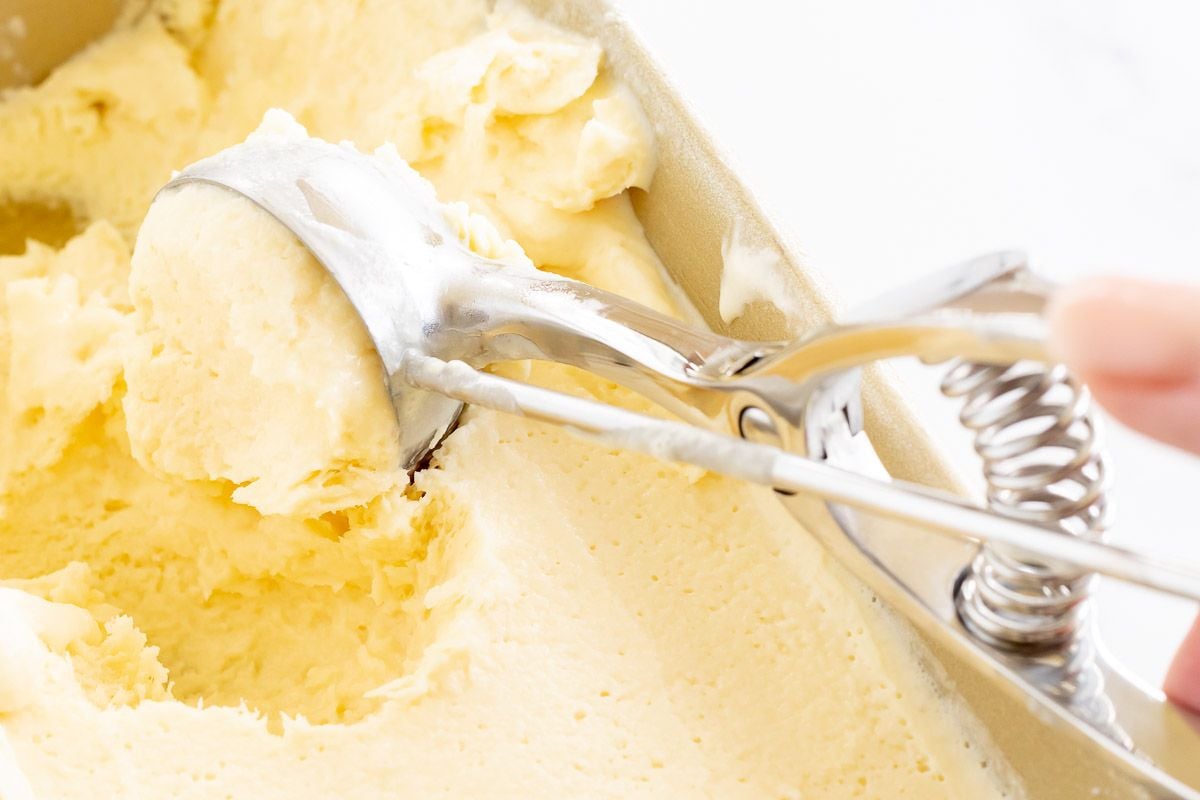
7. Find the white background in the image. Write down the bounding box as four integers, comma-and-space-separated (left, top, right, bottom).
616, 0, 1200, 688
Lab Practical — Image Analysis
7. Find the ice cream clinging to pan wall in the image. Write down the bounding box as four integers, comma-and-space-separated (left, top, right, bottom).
0, 1, 1013, 796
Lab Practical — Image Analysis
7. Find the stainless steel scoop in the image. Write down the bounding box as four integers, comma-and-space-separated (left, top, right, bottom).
159, 134, 1200, 797
161, 135, 1197, 601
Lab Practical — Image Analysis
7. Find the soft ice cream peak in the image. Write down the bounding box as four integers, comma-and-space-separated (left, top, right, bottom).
0, 1, 1014, 798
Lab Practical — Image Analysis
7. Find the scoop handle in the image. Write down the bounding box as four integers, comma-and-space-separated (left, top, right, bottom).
742, 250, 1053, 384
432, 261, 773, 427
400, 352, 1200, 604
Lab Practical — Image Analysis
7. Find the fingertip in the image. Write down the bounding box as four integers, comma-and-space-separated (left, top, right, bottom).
1047, 277, 1200, 381
1081, 374, 1200, 456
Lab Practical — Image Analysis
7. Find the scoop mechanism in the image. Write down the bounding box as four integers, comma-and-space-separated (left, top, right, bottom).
161, 134, 1200, 797
161, 135, 1191, 600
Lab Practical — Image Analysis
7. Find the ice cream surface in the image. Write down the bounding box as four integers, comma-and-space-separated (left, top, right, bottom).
0, 1, 1013, 797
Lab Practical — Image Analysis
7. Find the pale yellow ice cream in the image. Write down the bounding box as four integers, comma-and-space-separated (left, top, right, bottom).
0, 1, 1013, 797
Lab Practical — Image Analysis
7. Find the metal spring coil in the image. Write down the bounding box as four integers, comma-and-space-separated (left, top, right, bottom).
941, 360, 1113, 653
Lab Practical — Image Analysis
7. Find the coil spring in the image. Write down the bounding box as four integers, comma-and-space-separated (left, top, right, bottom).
940, 360, 1113, 653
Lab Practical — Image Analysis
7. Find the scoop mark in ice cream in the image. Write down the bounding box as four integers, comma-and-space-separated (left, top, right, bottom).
0, 200, 81, 255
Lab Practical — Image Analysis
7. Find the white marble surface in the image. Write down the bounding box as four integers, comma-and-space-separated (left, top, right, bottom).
616, 0, 1200, 688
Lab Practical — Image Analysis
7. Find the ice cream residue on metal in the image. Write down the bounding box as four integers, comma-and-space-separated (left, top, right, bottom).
718, 219, 803, 326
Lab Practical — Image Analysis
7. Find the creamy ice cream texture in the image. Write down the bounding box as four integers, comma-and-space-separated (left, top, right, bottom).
0, 1, 1013, 797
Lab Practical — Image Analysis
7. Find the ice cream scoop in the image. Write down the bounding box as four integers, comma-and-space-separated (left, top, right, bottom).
156, 128, 1200, 606
152, 124, 1200, 799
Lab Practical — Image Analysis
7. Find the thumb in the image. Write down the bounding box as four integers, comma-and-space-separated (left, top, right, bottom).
1047, 277, 1200, 456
